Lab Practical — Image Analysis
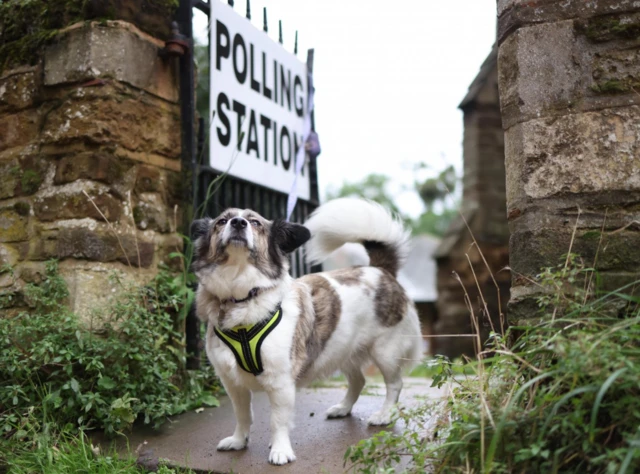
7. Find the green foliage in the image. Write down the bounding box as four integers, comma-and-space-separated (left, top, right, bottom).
194, 42, 210, 126
345, 256, 640, 473
0, 260, 220, 461
326, 174, 404, 217
408, 207, 457, 238
416, 165, 456, 212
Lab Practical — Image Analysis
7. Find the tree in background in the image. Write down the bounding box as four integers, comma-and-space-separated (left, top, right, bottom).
326, 165, 458, 237
194, 43, 209, 125
325, 174, 403, 217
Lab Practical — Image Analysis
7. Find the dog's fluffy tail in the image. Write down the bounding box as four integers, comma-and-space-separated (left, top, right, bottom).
304, 198, 410, 276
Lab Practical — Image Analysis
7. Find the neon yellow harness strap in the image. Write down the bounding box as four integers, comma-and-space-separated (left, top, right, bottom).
213, 306, 282, 375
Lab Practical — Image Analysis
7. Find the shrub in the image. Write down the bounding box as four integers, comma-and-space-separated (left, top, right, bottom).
345, 255, 640, 473
0, 260, 219, 463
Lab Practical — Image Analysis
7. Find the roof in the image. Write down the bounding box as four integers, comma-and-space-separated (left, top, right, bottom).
321, 236, 440, 303
458, 43, 498, 110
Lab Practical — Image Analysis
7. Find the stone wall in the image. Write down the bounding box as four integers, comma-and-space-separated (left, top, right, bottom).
434, 48, 511, 358
0, 3, 183, 319
498, 0, 640, 321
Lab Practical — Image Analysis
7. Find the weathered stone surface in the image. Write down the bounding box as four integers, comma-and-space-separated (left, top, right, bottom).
57, 227, 154, 268
510, 228, 640, 279
498, 0, 640, 43
55, 152, 128, 185
34, 187, 122, 222
0, 69, 39, 112
0, 154, 48, 199
17, 262, 47, 284
157, 233, 184, 272
0, 110, 40, 153
0, 243, 19, 268
41, 94, 180, 159
44, 21, 178, 102
499, 15, 640, 127
505, 106, 640, 213
135, 165, 162, 193
133, 200, 169, 232
0, 207, 28, 242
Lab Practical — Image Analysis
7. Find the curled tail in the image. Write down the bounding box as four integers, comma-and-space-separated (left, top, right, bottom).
304, 198, 410, 276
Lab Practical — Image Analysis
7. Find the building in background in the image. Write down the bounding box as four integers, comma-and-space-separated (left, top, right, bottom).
433, 45, 511, 359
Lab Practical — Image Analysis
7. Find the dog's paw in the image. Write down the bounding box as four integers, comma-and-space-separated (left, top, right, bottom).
268, 446, 296, 465
217, 435, 248, 451
367, 410, 393, 426
325, 403, 352, 419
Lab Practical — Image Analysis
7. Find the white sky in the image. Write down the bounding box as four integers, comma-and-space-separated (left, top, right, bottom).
194, 0, 496, 218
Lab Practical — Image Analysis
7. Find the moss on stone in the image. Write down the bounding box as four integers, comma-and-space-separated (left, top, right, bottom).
591, 79, 640, 95
579, 14, 640, 43
21, 170, 43, 195
13, 202, 31, 217
0, 0, 178, 72
132, 206, 144, 226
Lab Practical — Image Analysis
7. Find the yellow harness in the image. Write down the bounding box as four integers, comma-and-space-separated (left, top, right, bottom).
213, 306, 282, 376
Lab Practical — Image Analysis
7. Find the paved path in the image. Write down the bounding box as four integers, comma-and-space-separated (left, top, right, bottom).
104, 378, 446, 474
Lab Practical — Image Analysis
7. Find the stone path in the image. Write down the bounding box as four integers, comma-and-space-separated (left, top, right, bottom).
102, 377, 446, 474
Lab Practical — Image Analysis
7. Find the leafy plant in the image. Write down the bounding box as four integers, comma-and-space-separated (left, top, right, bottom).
0, 260, 220, 463
345, 255, 640, 473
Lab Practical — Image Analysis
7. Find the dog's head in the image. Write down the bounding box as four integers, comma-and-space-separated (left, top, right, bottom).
190, 208, 310, 292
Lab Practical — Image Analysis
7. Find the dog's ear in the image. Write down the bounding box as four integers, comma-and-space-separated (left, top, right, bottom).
270, 219, 311, 254
190, 218, 212, 241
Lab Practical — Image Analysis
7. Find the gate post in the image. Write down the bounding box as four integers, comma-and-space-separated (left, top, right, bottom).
498, 1, 640, 322
0, 2, 183, 318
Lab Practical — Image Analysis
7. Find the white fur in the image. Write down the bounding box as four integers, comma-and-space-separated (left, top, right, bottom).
195, 202, 422, 466
304, 197, 411, 266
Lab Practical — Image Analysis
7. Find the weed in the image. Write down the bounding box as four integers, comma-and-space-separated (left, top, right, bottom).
344, 255, 640, 473
0, 260, 220, 469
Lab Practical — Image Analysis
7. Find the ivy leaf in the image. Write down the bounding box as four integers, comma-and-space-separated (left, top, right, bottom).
97, 377, 116, 390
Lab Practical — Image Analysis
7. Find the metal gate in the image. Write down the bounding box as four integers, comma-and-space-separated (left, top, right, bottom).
176, 0, 320, 367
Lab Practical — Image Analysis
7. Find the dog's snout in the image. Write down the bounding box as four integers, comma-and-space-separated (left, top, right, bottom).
230, 217, 247, 230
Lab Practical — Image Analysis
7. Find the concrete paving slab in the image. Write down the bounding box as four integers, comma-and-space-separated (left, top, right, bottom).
100, 378, 445, 474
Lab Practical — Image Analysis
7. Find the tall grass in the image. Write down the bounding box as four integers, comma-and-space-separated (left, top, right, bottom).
344, 254, 640, 473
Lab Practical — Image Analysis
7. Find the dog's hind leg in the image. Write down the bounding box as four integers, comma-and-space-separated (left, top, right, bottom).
266, 382, 297, 465
325, 366, 365, 419
367, 351, 403, 426
217, 382, 252, 451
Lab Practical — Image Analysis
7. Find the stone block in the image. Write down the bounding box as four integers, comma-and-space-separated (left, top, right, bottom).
0, 110, 40, 153
499, 21, 584, 127
56, 227, 154, 268
54, 152, 128, 185
505, 106, 640, 212
498, 0, 640, 43
135, 165, 162, 193
44, 21, 178, 102
0, 154, 48, 199
133, 199, 170, 232
0, 69, 39, 113
0, 207, 28, 242
0, 243, 19, 267
40, 93, 180, 159
34, 186, 122, 222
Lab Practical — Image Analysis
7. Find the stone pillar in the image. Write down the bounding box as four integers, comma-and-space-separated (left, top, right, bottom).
0, 2, 183, 318
433, 47, 511, 358
498, 1, 640, 321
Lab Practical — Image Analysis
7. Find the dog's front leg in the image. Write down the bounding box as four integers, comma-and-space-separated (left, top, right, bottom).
266, 383, 296, 465
217, 382, 252, 451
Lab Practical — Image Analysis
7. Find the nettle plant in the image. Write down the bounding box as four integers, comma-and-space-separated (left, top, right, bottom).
0, 260, 219, 449
344, 254, 640, 474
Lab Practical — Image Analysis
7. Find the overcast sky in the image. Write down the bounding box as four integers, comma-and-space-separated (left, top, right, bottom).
194, 0, 496, 218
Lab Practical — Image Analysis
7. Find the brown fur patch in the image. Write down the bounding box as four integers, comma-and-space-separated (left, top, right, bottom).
374, 270, 409, 327
291, 275, 341, 380
328, 267, 364, 286
363, 241, 400, 276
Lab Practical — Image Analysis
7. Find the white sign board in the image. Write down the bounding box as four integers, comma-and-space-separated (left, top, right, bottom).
209, 2, 310, 200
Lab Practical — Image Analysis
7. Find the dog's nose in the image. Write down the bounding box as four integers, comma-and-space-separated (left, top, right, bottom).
230, 217, 247, 230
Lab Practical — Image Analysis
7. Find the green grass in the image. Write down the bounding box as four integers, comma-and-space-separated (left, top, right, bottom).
344, 255, 640, 473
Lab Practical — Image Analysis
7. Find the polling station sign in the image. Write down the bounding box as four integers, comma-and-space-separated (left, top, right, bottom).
209, 2, 310, 200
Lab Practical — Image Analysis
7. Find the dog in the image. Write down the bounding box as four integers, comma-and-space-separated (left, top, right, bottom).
190, 198, 423, 465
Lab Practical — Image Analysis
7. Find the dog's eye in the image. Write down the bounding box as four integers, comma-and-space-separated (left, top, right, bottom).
250, 219, 261, 227
217, 219, 227, 226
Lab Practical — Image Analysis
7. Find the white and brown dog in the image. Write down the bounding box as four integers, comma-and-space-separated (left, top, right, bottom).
191, 198, 422, 465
